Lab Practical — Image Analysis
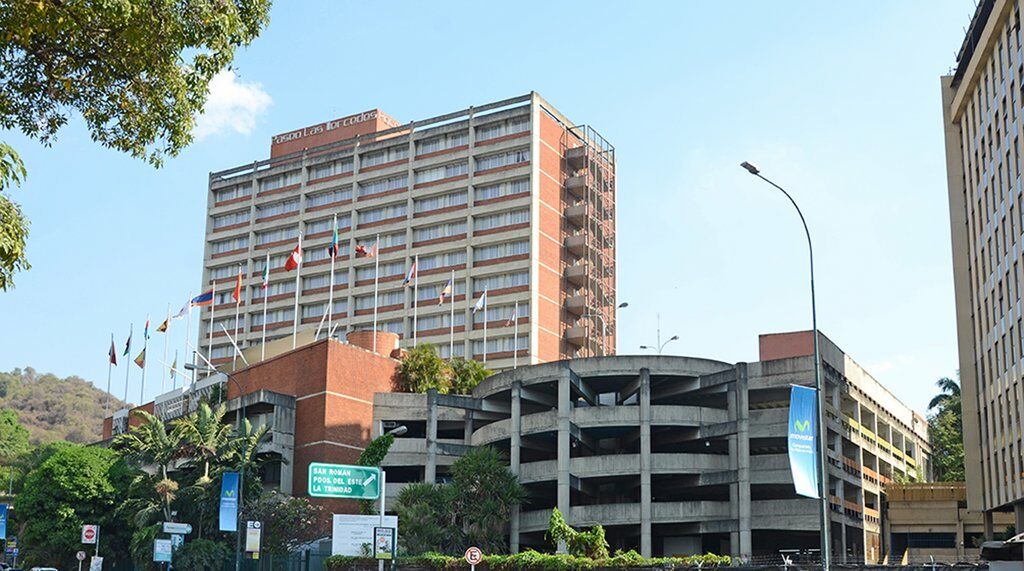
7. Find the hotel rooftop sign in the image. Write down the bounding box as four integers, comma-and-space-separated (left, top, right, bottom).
270, 109, 402, 157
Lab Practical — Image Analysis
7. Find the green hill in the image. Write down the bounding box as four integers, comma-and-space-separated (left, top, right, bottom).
0, 367, 126, 444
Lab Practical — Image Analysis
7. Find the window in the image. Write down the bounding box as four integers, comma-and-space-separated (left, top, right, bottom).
414, 221, 466, 242
304, 243, 349, 263
215, 290, 238, 305
475, 116, 530, 141
212, 236, 249, 254
361, 146, 409, 167
381, 320, 404, 335
213, 210, 250, 229
310, 158, 353, 180
418, 250, 467, 271
258, 170, 301, 192
356, 261, 404, 281
476, 149, 530, 172
301, 299, 347, 319
475, 178, 529, 201
211, 345, 233, 359
356, 232, 405, 250
438, 343, 465, 358
360, 203, 407, 224
255, 226, 298, 245
414, 162, 469, 184
256, 199, 299, 219
303, 272, 347, 290
474, 302, 528, 324
475, 209, 530, 231
252, 280, 296, 299
307, 187, 353, 207
414, 190, 468, 213
253, 254, 287, 272
416, 312, 465, 331
472, 335, 528, 355
208, 265, 236, 280
416, 131, 469, 154
355, 290, 404, 309
358, 175, 408, 197
418, 280, 466, 302
214, 183, 252, 203
474, 240, 529, 262
251, 307, 294, 326
305, 215, 350, 235
474, 271, 529, 292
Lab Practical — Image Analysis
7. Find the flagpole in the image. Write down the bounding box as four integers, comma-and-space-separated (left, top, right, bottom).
184, 290, 194, 387
106, 333, 114, 415
413, 254, 419, 348
208, 281, 217, 370
372, 233, 380, 349
513, 300, 519, 369
172, 350, 179, 390
233, 264, 242, 368
141, 313, 149, 403
123, 323, 132, 404
293, 233, 302, 349
261, 252, 269, 360
326, 214, 337, 341
483, 291, 488, 366
450, 269, 455, 359
162, 304, 170, 394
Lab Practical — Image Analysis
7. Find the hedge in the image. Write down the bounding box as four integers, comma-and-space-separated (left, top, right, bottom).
325, 550, 731, 570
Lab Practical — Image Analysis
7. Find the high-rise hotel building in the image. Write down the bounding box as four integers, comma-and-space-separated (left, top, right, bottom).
942, 0, 1024, 531
200, 93, 616, 371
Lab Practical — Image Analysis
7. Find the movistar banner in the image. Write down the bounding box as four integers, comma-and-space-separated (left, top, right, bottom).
219, 471, 240, 532
0, 503, 7, 539
788, 385, 820, 499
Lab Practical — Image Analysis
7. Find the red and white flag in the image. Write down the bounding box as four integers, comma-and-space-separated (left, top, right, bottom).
403, 261, 418, 287
438, 279, 453, 305
284, 245, 302, 271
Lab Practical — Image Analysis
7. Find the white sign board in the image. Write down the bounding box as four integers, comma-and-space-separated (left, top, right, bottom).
162, 522, 192, 535
331, 514, 398, 556
245, 521, 262, 553
77, 551, 87, 561
81, 524, 99, 544
89, 556, 103, 571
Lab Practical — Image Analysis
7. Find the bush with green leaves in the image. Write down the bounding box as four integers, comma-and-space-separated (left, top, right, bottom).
173, 538, 233, 570
397, 344, 492, 394
547, 508, 609, 560
324, 550, 731, 570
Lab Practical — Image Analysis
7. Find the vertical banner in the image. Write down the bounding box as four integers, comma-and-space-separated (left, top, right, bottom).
788, 385, 820, 499
219, 471, 240, 532
0, 504, 7, 539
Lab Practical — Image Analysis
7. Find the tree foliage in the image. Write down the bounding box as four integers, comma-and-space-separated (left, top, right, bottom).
0, 0, 271, 288
0, 408, 29, 460
395, 447, 524, 555
244, 491, 324, 555
357, 432, 396, 514
396, 344, 492, 395
928, 375, 964, 482
548, 508, 610, 560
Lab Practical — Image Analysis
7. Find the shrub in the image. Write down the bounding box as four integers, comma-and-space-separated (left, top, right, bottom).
173, 538, 232, 570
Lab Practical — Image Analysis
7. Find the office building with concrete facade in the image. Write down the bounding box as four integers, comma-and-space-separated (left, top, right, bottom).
372, 330, 930, 562
942, 0, 1024, 532
199, 92, 616, 372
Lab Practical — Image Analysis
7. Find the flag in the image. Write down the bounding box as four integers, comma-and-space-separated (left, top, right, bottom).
123, 327, 133, 357
134, 347, 146, 369
170, 352, 178, 382
403, 261, 418, 286
438, 279, 453, 305
144, 317, 151, 340
328, 221, 342, 258
232, 270, 243, 304
472, 290, 487, 314
505, 310, 516, 327
354, 243, 377, 258
284, 245, 302, 271
156, 317, 169, 333
261, 260, 270, 289
191, 290, 214, 306
109, 335, 117, 366
173, 300, 190, 319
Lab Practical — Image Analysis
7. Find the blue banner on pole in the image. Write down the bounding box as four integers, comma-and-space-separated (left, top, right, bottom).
0, 504, 7, 539
219, 472, 239, 532
788, 385, 820, 499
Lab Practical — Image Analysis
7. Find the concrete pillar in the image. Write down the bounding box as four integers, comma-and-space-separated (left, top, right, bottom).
510, 381, 522, 554
735, 364, 751, 559
836, 479, 847, 563
425, 389, 438, 484
557, 371, 571, 553
1015, 502, 1024, 536
639, 368, 652, 557
984, 510, 994, 541
464, 410, 474, 443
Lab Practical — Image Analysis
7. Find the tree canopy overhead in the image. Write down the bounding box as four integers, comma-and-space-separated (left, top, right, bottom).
928, 375, 964, 482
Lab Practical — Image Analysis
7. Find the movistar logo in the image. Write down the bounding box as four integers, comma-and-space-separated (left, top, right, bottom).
794, 420, 811, 432
224, 490, 235, 497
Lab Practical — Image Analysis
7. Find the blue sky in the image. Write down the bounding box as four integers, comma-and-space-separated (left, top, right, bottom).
0, 1, 975, 413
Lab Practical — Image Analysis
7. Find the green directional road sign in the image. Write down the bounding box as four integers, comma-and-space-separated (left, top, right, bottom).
308, 463, 381, 499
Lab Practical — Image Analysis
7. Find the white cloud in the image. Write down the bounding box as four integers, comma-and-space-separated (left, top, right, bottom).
194, 70, 272, 140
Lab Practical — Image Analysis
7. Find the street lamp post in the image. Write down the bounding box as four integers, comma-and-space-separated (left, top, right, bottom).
740, 161, 831, 571
639, 313, 678, 354
186, 364, 247, 571
583, 302, 628, 356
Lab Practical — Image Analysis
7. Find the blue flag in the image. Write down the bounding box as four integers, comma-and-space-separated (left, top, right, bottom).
219, 472, 240, 532
787, 385, 820, 499
0, 504, 7, 539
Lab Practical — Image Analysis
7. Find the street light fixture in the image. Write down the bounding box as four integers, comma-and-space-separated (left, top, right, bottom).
639, 334, 679, 355
385, 425, 408, 437
739, 161, 831, 570
582, 302, 629, 357
185, 363, 248, 571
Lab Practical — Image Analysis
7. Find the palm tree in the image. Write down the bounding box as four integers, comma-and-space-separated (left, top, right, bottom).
176, 403, 233, 484
928, 376, 961, 415
113, 410, 183, 520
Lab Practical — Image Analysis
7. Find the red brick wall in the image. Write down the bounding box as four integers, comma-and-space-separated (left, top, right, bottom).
758, 330, 814, 361
537, 111, 570, 360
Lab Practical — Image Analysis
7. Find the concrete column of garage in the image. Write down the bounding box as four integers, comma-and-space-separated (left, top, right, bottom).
426, 389, 438, 484
557, 370, 572, 553
1016, 503, 1024, 537
511, 381, 522, 553
728, 363, 752, 560
640, 368, 652, 557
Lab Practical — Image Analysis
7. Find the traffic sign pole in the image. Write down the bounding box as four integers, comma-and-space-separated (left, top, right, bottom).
378, 470, 386, 571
